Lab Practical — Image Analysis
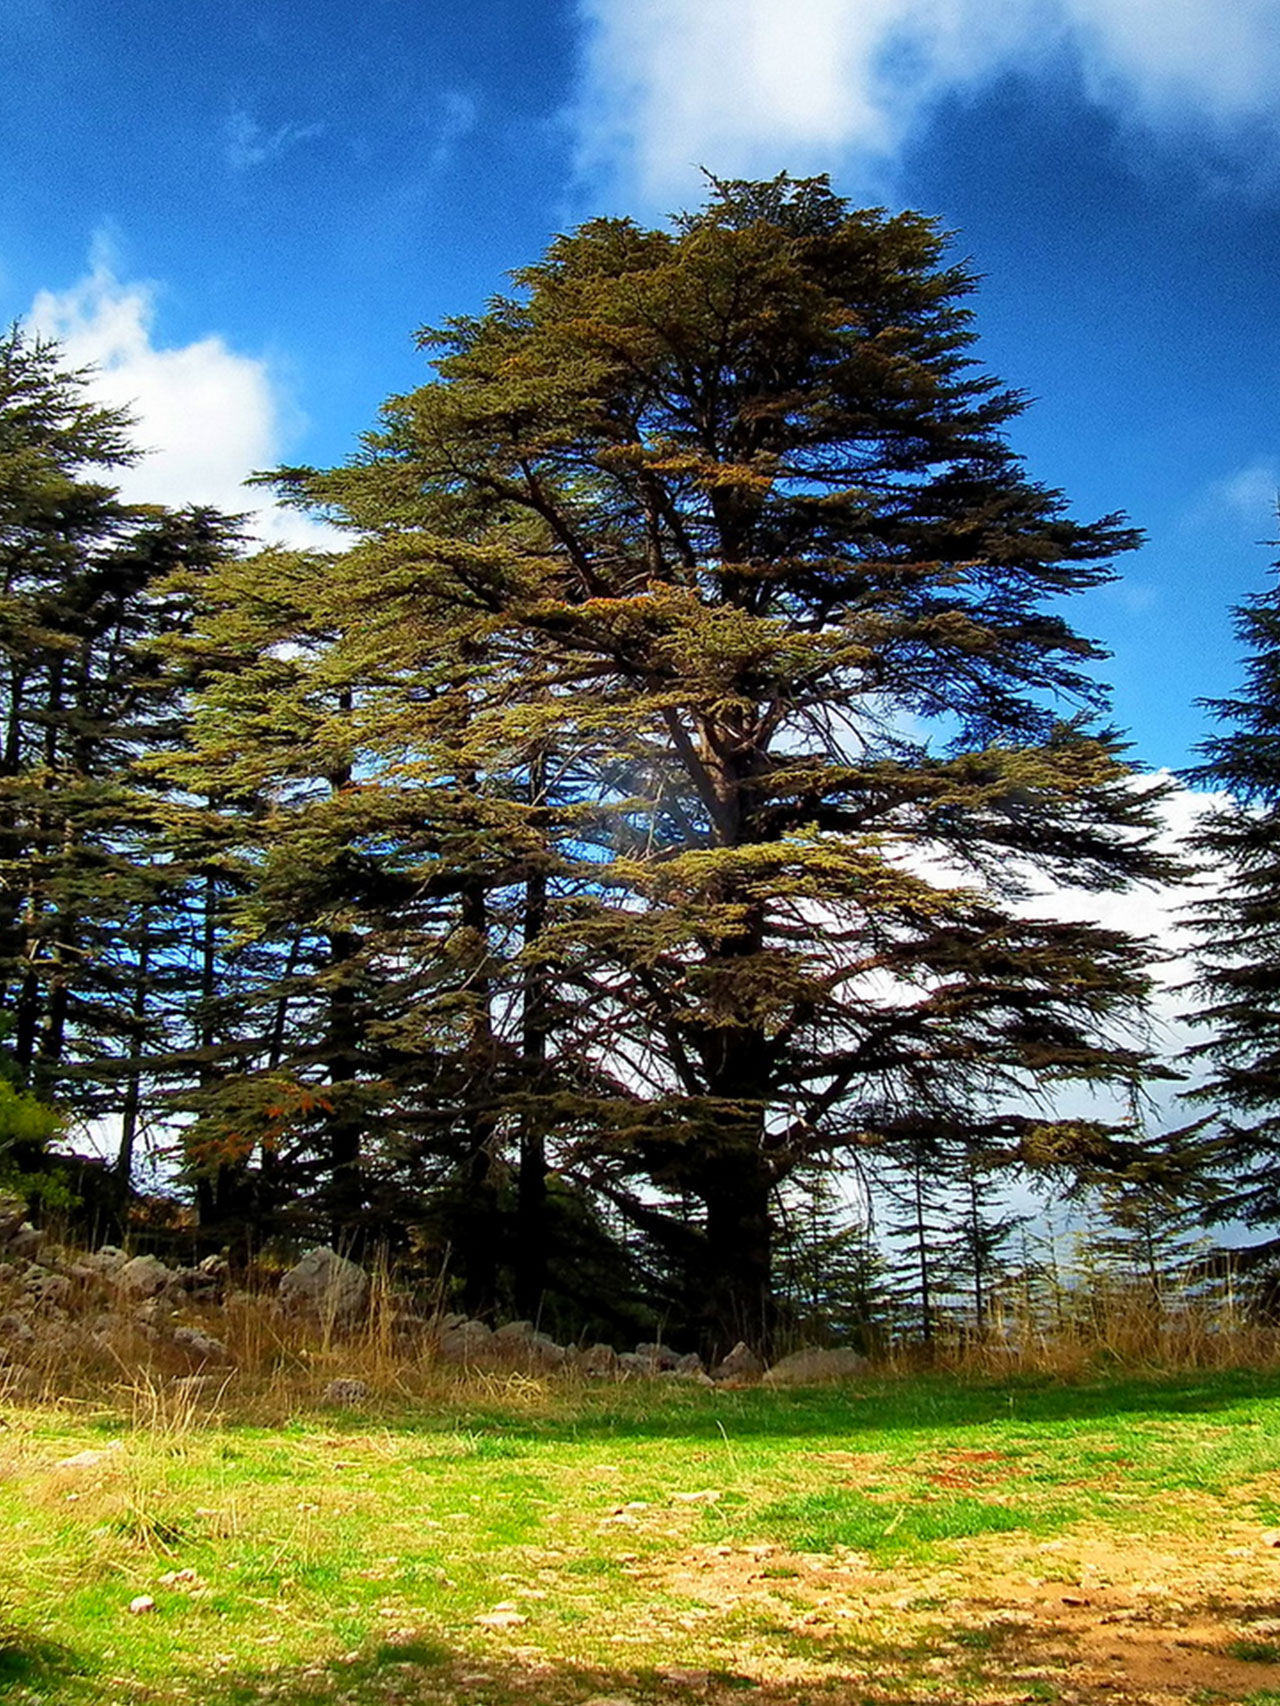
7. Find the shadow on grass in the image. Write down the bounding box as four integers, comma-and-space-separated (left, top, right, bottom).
0, 1628, 974, 1706
0, 1625, 87, 1696
357, 1365, 1280, 1448
158, 1637, 976, 1706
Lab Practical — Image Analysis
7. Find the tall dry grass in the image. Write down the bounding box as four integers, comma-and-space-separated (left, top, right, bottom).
5, 1238, 1280, 1420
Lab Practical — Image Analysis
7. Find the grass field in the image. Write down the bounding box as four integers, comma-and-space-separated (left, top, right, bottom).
5, 1368, 1280, 1705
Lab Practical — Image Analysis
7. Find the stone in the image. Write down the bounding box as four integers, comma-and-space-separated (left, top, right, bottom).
277, 1247, 370, 1323
763, 1346, 869, 1386
7, 1224, 42, 1260
664, 1365, 713, 1386
635, 1341, 679, 1371
493, 1319, 534, 1342
672, 1351, 705, 1376
712, 1341, 765, 1383
580, 1342, 619, 1378
25, 1271, 71, 1305
323, 1378, 370, 1405
171, 1326, 230, 1365
526, 1332, 567, 1370
438, 1319, 494, 1364
118, 1254, 171, 1298
0, 1191, 27, 1246
56, 1441, 122, 1470
83, 1245, 128, 1275
170, 1374, 222, 1396
474, 1607, 527, 1629
128, 1595, 156, 1615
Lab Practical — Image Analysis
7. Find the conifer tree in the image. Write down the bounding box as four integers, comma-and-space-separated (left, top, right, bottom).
0, 328, 240, 1165
1186, 556, 1280, 1224
226, 174, 1169, 1349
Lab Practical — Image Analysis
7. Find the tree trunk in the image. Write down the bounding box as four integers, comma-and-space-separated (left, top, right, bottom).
458, 868, 500, 1317
116, 917, 151, 1190
514, 749, 549, 1320
700, 1144, 774, 1361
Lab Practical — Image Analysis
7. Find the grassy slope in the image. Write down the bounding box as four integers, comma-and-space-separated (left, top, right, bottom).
5, 1371, 1280, 1705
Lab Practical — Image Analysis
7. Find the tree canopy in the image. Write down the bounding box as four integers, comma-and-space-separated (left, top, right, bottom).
167, 174, 1172, 1349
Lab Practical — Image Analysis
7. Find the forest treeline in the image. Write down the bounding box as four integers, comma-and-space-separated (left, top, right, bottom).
2, 175, 1276, 1357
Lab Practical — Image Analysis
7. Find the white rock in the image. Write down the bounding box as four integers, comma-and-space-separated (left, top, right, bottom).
712, 1341, 765, 1383
763, 1346, 869, 1386
128, 1595, 156, 1615
55, 1441, 122, 1470
277, 1247, 370, 1322
474, 1607, 527, 1629
118, 1254, 171, 1298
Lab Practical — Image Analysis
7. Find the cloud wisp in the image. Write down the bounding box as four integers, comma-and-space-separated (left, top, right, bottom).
224, 106, 325, 172
572, 0, 1280, 205
27, 255, 336, 549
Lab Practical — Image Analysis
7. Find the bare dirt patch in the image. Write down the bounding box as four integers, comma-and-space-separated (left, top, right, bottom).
621, 1509, 1280, 1703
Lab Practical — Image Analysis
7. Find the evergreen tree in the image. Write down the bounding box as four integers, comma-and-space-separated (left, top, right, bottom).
1186, 554, 1280, 1224
0, 327, 241, 1182
204, 174, 1169, 1350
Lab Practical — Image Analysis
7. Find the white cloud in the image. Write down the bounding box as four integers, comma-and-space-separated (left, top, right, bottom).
1063, 0, 1280, 120
27, 254, 337, 550
225, 107, 325, 172
429, 89, 479, 169
1209, 458, 1280, 530
572, 0, 1280, 204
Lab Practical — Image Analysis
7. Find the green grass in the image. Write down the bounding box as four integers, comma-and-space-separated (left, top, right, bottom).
4, 1368, 1280, 1703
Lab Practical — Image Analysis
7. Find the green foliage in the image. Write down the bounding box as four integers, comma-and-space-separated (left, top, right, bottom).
0, 1072, 62, 1162
0, 325, 243, 1193
173, 172, 1175, 1343
1187, 560, 1280, 1227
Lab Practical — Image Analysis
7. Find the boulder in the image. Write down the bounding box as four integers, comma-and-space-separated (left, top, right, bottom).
525, 1332, 568, 1370
86, 1246, 129, 1274
117, 1254, 171, 1298
668, 1352, 708, 1380
437, 1318, 494, 1364
493, 1319, 535, 1342
580, 1342, 619, 1378
25, 1271, 71, 1306
711, 1340, 765, 1384
635, 1341, 680, 1372
170, 1326, 230, 1365
762, 1346, 869, 1387
0, 1191, 27, 1246
7, 1224, 42, 1261
277, 1247, 370, 1323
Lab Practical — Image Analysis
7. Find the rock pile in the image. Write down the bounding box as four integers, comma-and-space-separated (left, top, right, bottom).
0, 1192, 232, 1383
0, 1202, 870, 1393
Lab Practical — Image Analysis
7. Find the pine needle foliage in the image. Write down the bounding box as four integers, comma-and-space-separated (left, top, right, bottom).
1186, 555, 1280, 1224
180, 175, 1172, 1350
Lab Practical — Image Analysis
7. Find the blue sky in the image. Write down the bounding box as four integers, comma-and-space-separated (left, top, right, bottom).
3, 0, 1278, 774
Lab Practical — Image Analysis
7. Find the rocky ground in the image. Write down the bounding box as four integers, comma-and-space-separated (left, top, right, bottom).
0, 1190, 867, 1395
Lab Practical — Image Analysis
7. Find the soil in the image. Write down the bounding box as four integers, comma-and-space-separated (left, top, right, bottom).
622, 1476, 1280, 1703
